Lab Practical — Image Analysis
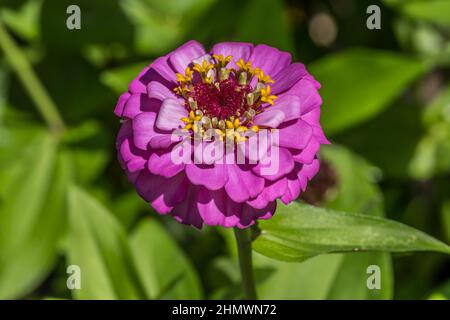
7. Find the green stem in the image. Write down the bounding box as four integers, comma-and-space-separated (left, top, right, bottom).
0, 20, 65, 133
234, 227, 258, 300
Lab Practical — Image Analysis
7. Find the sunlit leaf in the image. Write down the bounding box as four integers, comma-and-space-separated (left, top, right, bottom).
100, 62, 148, 94
129, 219, 202, 299
67, 185, 147, 299
310, 48, 427, 135
256, 146, 393, 299
386, 0, 450, 27
0, 131, 69, 299
254, 202, 450, 262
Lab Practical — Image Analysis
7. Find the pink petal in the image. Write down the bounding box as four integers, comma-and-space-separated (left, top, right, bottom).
284, 79, 322, 115
185, 163, 228, 191
116, 121, 148, 173
256, 94, 302, 126
252, 145, 295, 181
147, 148, 185, 178
197, 188, 242, 227
155, 99, 188, 131
291, 137, 321, 164
169, 40, 206, 74
224, 164, 265, 203
171, 185, 204, 229
276, 119, 313, 150
238, 202, 276, 228
253, 109, 285, 128
147, 81, 179, 101
271, 63, 308, 95
211, 42, 253, 69
133, 112, 172, 150
249, 44, 291, 77
246, 178, 287, 209
136, 171, 188, 214
122, 93, 161, 119
114, 92, 131, 117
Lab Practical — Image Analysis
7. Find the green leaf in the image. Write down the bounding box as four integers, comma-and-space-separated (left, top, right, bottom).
409, 85, 450, 179
0, 0, 42, 42
255, 146, 393, 299
309, 48, 427, 135
100, 62, 149, 94
442, 202, 450, 244
237, 0, 294, 52
253, 202, 450, 262
0, 131, 69, 299
129, 219, 202, 299
334, 102, 424, 179
67, 185, 147, 299
121, 0, 216, 55
386, 0, 450, 27
427, 279, 450, 300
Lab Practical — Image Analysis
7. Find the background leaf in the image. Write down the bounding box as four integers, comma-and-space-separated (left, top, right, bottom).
310, 48, 427, 135
0, 130, 69, 299
254, 202, 450, 262
129, 219, 202, 299
255, 145, 393, 299
67, 185, 146, 299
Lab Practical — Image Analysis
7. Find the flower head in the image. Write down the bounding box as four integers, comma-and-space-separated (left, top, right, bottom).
114, 40, 329, 229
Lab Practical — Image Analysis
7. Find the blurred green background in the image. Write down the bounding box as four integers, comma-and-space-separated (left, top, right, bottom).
0, 0, 450, 300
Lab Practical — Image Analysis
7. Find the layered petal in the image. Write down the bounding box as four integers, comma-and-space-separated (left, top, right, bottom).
211, 42, 253, 69
169, 40, 206, 74
155, 99, 188, 131
249, 44, 291, 77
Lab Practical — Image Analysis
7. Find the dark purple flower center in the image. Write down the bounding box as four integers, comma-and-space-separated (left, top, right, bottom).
190, 78, 252, 120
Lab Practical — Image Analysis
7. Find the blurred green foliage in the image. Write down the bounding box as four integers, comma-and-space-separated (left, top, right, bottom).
0, 0, 450, 300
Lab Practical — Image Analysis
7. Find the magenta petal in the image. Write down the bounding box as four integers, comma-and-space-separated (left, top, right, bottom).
238, 202, 276, 228
281, 159, 320, 204
147, 81, 179, 101
169, 40, 206, 74
114, 92, 131, 117
186, 163, 228, 190
156, 99, 187, 131
291, 138, 321, 164
197, 188, 241, 227
261, 94, 302, 124
128, 66, 151, 94
129, 54, 179, 93
302, 158, 320, 180
211, 42, 253, 69
133, 112, 172, 150
246, 178, 287, 209
280, 169, 302, 204
122, 93, 161, 119
253, 109, 285, 127
252, 146, 294, 181
271, 63, 308, 95
171, 186, 204, 228
249, 44, 291, 77
224, 164, 265, 203
276, 119, 313, 150
117, 121, 148, 172
136, 171, 188, 214
130, 56, 178, 93
148, 149, 185, 178
133, 112, 156, 150
284, 79, 322, 115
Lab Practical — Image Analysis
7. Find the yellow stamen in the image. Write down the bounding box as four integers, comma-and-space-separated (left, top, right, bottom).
236, 59, 252, 72
260, 85, 278, 105
256, 69, 274, 84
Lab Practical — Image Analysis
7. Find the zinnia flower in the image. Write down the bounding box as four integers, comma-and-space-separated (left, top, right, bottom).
115, 40, 328, 229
